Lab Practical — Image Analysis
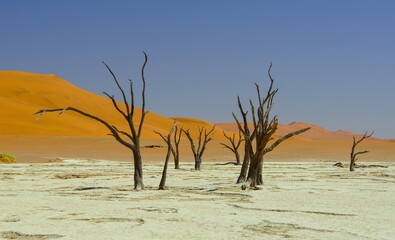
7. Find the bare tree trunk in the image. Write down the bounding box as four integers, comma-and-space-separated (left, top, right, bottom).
350, 162, 355, 171
247, 154, 260, 187
172, 126, 182, 169
159, 142, 172, 190
170, 143, 180, 169
236, 145, 250, 183
247, 160, 254, 182
235, 151, 241, 165
194, 156, 202, 171
174, 154, 180, 169
257, 160, 263, 185
249, 159, 259, 189
155, 122, 176, 190
235, 96, 250, 184
133, 149, 144, 190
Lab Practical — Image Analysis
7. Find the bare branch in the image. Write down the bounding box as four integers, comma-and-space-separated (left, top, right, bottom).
154, 121, 177, 145
221, 130, 243, 159
267, 62, 274, 97
174, 126, 182, 145
354, 150, 369, 157
355, 131, 374, 146
129, 79, 135, 117
35, 107, 134, 150
263, 127, 311, 154
103, 92, 128, 119
138, 51, 148, 138
199, 125, 215, 158
255, 83, 263, 107
197, 127, 204, 153
35, 110, 47, 121
232, 112, 247, 137
112, 125, 133, 141
102, 61, 130, 116
350, 130, 373, 171
237, 96, 249, 133
59, 108, 66, 116
157, 121, 176, 190
220, 142, 236, 153
249, 100, 258, 134
183, 129, 197, 156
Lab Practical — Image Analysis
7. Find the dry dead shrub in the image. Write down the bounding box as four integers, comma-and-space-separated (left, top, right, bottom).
0, 152, 16, 163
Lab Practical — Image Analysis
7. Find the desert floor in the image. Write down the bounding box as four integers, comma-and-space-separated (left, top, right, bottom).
1, 160, 394, 239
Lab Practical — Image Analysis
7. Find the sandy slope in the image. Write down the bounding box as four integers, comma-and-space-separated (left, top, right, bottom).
217, 122, 395, 162
0, 71, 219, 139
1, 160, 394, 239
218, 122, 365, 141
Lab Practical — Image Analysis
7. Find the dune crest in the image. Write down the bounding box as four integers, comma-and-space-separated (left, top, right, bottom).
0, 71, 220, 139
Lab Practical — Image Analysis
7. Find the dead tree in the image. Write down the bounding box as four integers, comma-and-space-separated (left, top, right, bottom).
171, 125, 182, 169
350, 131, 373, 171
35, 52, 149, 190
236, 96, 253, 183
154, 122, 176, 190
220, 130, 243, 165
183, 126, 215, 170
233, 64, 310, 188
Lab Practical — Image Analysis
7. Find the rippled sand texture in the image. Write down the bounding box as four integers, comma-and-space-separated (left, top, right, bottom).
1, 160, 394, 239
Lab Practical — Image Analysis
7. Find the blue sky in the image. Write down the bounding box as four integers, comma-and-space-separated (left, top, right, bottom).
1, 1, 394, 138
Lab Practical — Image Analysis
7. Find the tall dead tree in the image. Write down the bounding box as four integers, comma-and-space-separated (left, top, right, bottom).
171, 125, 182, 169
183, 126, 215, 170
236, 96, 253, 183
350, 131, 373, 171
233, 64, 310, 188
35, 52, 149, 190
220, 130, 243, 165
154, 122, 176, 190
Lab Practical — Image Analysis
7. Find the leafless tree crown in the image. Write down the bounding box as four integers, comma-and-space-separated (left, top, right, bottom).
220, 130, 244, 165
183, 126, 215, 170
35, 52, 149, 190
233, 64, 310, 188
350, 131, 373, 171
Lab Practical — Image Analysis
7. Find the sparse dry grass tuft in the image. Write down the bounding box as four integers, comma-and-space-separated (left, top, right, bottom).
0, 152, 16, 163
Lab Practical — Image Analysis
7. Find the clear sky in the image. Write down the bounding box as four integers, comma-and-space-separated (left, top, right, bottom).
1, 0, 394, 138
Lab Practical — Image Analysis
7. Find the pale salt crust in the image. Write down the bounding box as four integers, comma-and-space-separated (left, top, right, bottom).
1, 160, 394, 239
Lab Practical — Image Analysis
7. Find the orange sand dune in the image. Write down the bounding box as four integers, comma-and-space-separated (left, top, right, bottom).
1, 70, 394, 163
0, 71, 221, 139
216, 122, 395, 162
217, 121, 376, 141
